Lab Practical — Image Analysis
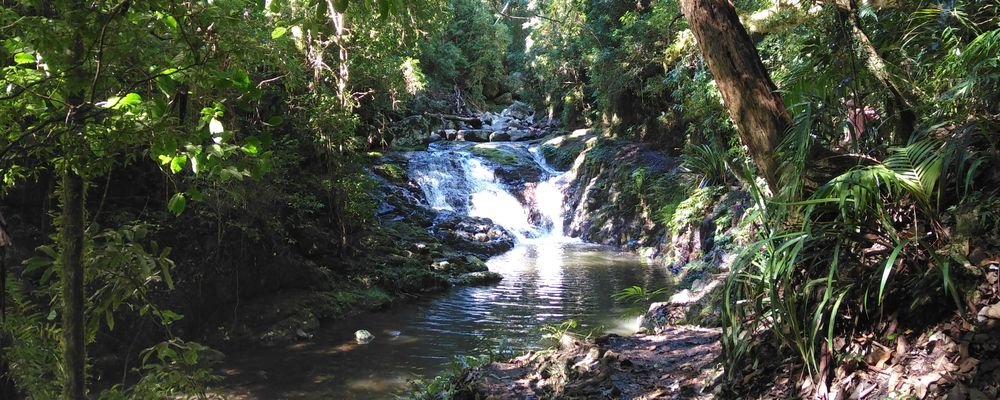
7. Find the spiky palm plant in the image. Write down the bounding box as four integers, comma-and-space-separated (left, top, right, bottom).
723, 122, 989, 380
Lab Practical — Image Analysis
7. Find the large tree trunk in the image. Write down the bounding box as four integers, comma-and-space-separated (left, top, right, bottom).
680, 0, 791, 193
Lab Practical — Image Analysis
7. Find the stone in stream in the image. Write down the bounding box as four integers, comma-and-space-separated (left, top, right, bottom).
355, 329, 375, 344
451, 271, 503, 286
489, 131, 511, 142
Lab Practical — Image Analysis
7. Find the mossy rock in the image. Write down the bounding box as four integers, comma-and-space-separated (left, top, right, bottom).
461, 255, 489, 272
470, 146, 519, 165
380, 267, 450, 293
451, 271, 503, 286
540, 131, 593, 170
373, 163, 408, 183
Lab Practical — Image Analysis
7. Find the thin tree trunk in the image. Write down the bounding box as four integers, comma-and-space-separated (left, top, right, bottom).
680, 0, 791, 193
839, 0, 916, 144
61, 169, 86, 400
62, 2, 88, 399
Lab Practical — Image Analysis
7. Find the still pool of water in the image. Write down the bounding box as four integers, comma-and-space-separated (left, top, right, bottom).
218, 240, 669, 399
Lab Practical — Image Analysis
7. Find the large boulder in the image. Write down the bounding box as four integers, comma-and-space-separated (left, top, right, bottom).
502, 101, 533, 121
508, 129, 535, 142
390, 115, 432, 150
457, 129, 491, 142
640, 278, 724, 331
433, 214, 516, 258
490, 131, 512, 142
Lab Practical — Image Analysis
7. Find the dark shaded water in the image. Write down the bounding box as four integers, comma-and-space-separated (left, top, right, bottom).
218, 240, 668, 399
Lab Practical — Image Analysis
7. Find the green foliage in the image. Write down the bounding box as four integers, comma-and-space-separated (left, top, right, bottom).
664, 186, 722, 235
402, 339, 515, 400
419, 0, 512, 104
722, 122, 993, 379
613, 285, 670, 317
681, 144, 731, 186
9, 223, 222, 397
373, 163, 409, 183
1, 278, 62, 399
98, 339, 219, 400
1, 0, 448, 397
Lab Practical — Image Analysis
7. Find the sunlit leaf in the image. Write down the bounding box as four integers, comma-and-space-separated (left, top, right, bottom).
13, 52, 34, 65
209, 118, 224, 134
170, 154, 187, 173
243, 136, 261, 155
116, 92, 142, 109
271, 26, 288, 39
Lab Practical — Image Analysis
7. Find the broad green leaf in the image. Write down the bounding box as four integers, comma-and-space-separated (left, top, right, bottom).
170, 154, 187, 173
207, 144, 223, 157
13, 52, 34, 65
230, 70, 251, 90
219, 166, 244, 181
243, 136, 261, 155
163, 15, 179, 30
167, 193, 187, 216
186, 187, 204, 202
266, 116, 284, 125
271, 26, 288, 39
115, 92, 142, 109
183, 348, 198, 365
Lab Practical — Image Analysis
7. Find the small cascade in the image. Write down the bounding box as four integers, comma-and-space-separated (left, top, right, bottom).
528, 145, 570, 239
408, 141, 570, 241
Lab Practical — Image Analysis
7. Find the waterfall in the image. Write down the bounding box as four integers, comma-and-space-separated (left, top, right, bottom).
408, 142, 570, 241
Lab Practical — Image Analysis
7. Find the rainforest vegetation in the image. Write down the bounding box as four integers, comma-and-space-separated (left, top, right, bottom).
1, 0, 998, 398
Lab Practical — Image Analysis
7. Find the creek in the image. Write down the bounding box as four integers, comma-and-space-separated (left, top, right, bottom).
219, 140, 670, 399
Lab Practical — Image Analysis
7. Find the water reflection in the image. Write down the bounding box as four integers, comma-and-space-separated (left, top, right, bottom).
218, 241, 668, 399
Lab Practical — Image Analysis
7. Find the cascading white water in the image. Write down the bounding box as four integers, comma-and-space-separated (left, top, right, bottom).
528, 146, 570, 239
408, 142, 570, 240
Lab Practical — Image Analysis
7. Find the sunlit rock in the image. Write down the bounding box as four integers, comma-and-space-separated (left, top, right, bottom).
355, 329, 375, 344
